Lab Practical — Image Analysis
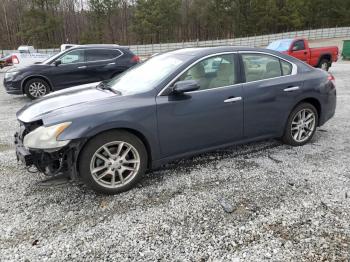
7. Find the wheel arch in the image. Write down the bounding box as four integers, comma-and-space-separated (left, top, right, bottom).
317, 53, 332, 66
121, 127, 153, 168
293, 97, 322, 125
21, 75, 53, 92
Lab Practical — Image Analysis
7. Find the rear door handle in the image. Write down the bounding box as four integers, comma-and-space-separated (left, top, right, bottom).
284, 86, 300, 92
107, 62, 116, 65
77, 65, 87, 69
224, 97, 242, 103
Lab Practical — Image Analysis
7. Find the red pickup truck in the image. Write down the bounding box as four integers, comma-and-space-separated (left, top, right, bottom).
267, 38, 339, 71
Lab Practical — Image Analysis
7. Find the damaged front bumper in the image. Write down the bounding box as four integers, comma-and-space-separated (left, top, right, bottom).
14, 128, 85, 180
15, 132, 33, 166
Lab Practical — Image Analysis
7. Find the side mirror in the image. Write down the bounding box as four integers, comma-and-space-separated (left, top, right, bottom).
172, 80, 200, 94
54, 60, 62, 66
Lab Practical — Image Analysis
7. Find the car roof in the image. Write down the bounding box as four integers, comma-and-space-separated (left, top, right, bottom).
70, 44, 130, 50
167, 46, 286, 57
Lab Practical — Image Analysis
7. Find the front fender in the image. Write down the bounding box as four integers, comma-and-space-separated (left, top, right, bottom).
56, 108, 161, 162
20, 74, 53, 91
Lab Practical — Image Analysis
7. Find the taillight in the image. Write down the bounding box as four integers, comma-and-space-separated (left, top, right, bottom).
12, 55, 19, 64
131, 55, 140, 63
328, 74, 336, 86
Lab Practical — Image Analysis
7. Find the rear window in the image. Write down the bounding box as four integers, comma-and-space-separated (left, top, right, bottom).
242, 54, 282, 82
86, 49, 122, 62
242, 53, 294, 82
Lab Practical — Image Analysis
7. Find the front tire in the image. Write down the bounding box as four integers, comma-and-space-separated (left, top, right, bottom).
282, 103, 318, 146
78, 130, 147, 194
24, 78, 50, 99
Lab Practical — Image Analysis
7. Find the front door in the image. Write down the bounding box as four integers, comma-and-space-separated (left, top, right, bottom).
156, 53, 244, 157
290, 40, 309, 62
48, 49, 89, 90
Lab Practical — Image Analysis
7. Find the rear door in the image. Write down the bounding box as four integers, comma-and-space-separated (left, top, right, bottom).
85, 49, 123, 82
156, 53, 244, 157
240, 52, 303, 138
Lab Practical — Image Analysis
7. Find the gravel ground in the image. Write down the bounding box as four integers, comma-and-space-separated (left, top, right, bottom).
0, 62, 349, 262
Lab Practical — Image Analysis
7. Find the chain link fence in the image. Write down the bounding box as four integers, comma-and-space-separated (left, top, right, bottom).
1, 26, 350, 57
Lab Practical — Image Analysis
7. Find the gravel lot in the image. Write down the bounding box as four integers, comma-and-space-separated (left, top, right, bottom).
0, 62, 349, 261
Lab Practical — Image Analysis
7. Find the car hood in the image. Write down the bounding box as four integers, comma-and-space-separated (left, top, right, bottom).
14, 63, 51, 71
16, 82, 119, 123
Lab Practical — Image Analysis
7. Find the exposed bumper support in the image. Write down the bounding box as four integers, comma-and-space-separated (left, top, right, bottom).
15, 131, 85, 180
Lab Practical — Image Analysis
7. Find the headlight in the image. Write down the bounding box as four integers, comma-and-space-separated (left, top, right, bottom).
5, 71, 18, 80
23, 122, 71, 150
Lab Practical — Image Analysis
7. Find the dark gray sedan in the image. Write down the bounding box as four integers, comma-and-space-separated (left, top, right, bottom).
15, 47, 336, 194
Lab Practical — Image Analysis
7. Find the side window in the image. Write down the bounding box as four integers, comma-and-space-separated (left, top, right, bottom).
292, 40, 305, 51
60, 50, 85, 64
281, 60, 293, 75
178, 54, 236, 90
86, 49, 122, 62
242, 54, 282, 82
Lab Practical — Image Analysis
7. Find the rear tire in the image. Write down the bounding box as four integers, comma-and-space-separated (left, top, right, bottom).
282, 103, 318, 146
78, 130, 148, 194
24, 78, 50, 99
319, 59, 330, 71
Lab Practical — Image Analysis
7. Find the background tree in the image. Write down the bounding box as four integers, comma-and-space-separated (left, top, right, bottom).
0, 0, 349, 50
18, 0, 62, 47
132, 0, 181, 43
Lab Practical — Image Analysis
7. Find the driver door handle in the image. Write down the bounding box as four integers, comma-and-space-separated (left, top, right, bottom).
78, 65, 87, 69
224, 96, 242, 103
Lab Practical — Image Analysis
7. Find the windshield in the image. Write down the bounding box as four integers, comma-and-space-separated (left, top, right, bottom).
267, 39, 293, 52
106, 53, 190, 95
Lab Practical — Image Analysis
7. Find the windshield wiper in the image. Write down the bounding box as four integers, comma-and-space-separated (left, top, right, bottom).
96, 82, 121, 95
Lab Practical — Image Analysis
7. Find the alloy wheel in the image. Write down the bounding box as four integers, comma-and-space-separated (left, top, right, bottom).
291, 108, 316, 143
89, 141, 141, 189
28, 82, 47, 98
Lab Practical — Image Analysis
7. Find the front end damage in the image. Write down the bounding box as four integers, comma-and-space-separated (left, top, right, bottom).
14, 120, 85, 180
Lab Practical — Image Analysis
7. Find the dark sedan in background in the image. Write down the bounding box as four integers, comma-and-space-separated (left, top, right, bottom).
14, 47, 336, 194
4, 44, 140, 99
